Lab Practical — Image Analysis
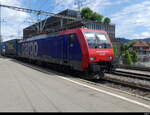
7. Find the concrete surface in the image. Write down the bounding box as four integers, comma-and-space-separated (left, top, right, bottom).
0, 57, 149, 112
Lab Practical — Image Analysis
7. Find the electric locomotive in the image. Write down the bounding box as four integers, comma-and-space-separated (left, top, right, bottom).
1, 28, 115, 79
16, 28, 115, 79
61, 28, 115, 79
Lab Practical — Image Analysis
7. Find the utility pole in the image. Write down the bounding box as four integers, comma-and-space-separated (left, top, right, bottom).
74, 0, 86, 12
0, 4, 6, 43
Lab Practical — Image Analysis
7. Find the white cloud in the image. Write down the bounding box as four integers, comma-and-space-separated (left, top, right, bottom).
0, 0, 30, 41
53, 0, 150, 40
133, 32, 150, 39
0, 0, 21, 6
84, 0, 112, 13
2, 0, 150, 41
110, 0, 150, 39
52, 0, 75, 13
111, 0, 131, 5
52, 0, 111, 13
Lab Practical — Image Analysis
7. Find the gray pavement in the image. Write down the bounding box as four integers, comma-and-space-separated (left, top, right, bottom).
0, 57, 150, 112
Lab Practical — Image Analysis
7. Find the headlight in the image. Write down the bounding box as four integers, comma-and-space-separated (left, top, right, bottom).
109, 56, 113, 60
90, 57, 96, 61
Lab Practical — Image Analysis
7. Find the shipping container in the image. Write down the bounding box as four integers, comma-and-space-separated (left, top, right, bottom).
0, 42, 6, 56
4, 39, 19, 57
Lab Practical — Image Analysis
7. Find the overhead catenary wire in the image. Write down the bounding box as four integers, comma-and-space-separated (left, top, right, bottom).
0, 4, 81, 35
44, 1, 54, 12
74, 0, 87, 11
36, 0, 50, 22
0, 4, 79, 21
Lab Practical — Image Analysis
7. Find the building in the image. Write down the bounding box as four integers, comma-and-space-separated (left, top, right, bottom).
23, 9, 115, 42
23, 9, 79, 39
132, 41, 150, 62
81, 20, 115, 42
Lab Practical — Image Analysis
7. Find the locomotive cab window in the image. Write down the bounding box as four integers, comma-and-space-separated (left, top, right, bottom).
84, 32, 112, 49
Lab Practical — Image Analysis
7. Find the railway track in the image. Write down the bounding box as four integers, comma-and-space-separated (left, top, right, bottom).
112, 70, 150, 81
119, 64, 150, 72
103, 75, 150, 92
103, 70, 150, 95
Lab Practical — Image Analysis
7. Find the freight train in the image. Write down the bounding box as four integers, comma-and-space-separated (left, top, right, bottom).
0, 39, 18, 57
0, 28, 115, 79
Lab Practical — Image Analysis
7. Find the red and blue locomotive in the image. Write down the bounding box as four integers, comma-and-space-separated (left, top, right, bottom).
1, 28, 115, 79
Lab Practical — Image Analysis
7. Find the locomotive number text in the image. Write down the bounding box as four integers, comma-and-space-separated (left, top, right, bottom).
22, 42, 38, 57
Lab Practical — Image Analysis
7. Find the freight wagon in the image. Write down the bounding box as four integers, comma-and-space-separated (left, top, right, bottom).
0, 42, 6, 56
0, 39, 18, 58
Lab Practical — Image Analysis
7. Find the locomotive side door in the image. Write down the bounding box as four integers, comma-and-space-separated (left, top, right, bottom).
62, 35, 69, 65
62, 34, 73, 65
67, 34, 82, 70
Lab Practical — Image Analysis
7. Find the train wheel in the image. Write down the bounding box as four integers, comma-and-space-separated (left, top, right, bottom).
83, 72, 104, 80
94, 72, 104, 80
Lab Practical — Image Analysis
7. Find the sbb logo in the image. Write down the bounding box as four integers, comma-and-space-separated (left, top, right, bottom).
22, 42, 38, 57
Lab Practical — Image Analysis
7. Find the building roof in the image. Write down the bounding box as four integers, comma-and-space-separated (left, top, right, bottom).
133, 41, 150, 47
145, 49, 150, 51
23, 9, 115, 40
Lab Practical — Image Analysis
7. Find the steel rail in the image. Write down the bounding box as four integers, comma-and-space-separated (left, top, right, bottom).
101, 76, 150, 92
119, 64, 150, 72
111, 70, 150, 81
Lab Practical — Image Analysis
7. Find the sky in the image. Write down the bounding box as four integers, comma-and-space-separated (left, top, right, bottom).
1, 0, 150, 41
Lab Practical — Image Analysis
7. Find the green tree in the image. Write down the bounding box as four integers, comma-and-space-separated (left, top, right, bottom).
121, 42, 139, 65
123, 50, 132, 65
130, 50, 138, 64
113, 45, 118, 57
81, 8, 93, 20
81, 7, 111, 24
91, 12, 103, 23
103, 17, 111, 24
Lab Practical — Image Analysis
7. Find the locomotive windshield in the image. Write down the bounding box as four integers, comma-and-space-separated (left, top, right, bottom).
84, 32, 112, 49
